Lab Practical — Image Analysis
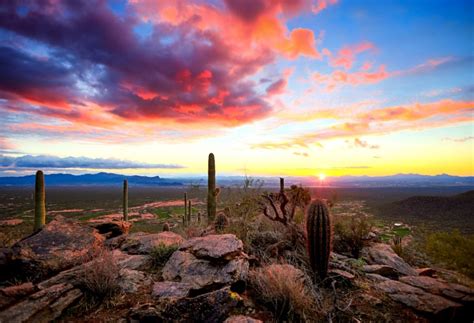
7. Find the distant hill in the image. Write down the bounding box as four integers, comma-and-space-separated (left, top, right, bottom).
0, 172, 183, 186
375, 190, 474, 233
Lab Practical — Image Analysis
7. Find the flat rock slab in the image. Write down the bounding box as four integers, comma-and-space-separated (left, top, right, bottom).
152, 281, 193, 299
363, 264, 399, 278
4, 216, 104, 281
377, 279, 462, 319
179, 234, 243, 259
118, 268, 151, 293
365, 243, 417, 276
399, 276, 474, 305
162, 250, 249, 292
0, 283, 82, 323
121, 232, 184, 254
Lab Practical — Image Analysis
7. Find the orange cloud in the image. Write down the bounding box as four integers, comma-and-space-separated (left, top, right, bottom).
313, 64, 389, 91
252, 99, 474, 149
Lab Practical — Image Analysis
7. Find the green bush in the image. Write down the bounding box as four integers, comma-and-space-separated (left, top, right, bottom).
422, 230, 474, 278
333, 214, 373, 258
150, 243, 179, 268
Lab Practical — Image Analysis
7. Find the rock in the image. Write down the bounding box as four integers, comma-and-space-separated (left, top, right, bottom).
358, 293, 382, 306
224, 315, 263, 323
366, 273, 390, 283
151, 281, 192, 299
328, 269, 355, 284
121, 232, 184, 254
0, 283, 82, 323
365, 243, 417, 276
0, 283, 35, 298
399, 276, 474, 305
0, 219, 23, 227
2, 216, 104, 282
118, 268, 151, 293
162, 250, 248, 293
104, 235, 127, 249
92, 221, 130, 238
363, 264, 399, 278
38, 250, 149, 289
0, 283, 35, 310
416, 267, 436, 277
159, 287, 242, 322
179, 234, 243, 259
377, 280, 462, 319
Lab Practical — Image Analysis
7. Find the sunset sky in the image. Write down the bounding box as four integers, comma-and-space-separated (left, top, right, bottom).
0, 0, 473, 177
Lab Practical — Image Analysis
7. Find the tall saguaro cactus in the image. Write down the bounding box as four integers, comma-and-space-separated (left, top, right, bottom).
188, 200, 192, 224
123, 179, 129, 221
306, 199, 332, 279
184, 192, 188, 225
207, 153, 217, 221
34, 170, 46, 232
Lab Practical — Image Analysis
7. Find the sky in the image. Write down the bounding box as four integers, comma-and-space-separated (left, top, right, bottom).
0, 0, 473, 177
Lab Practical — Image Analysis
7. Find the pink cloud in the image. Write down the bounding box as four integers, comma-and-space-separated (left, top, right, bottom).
330, 41, 376, 69
313, 64, 389, 91
312, 0, 339, 14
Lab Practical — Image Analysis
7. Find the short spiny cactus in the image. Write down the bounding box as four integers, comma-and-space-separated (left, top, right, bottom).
188, 200, 192, 224
33, 170, 46, 232
123, 179, 128, 221
306, 199, 332, 279
207, 153, 217, 221
163, 223, 170, 232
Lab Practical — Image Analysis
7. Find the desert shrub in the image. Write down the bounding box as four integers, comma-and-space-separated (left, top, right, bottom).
391, 235, 403, 256
333, 214, 373, 258
249, 264, 322, 322
77, 249, 120, 304
422, 230, 474, 278
150, 243, 178, 268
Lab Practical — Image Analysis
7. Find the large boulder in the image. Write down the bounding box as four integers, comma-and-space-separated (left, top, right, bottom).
0, 283, 82, 323
363, 264, 399, 278
179, 234, 243, 259
130, 287, 242, 322
377, 280, 463, 320
224, 315, 263, 323
364, 243, 417, 276
162, 234, 248, 293
1, 216, 104, 282
121, 232, 184, 254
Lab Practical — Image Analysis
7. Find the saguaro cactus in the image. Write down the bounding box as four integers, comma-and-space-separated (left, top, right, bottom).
207, 153, 217, 221
34, 170, 46, 232
279, 177, 285, 193
306, 199, 332, 279
123, 179, 128, 221
188, 200, 192, 224
184, 192, 188, 225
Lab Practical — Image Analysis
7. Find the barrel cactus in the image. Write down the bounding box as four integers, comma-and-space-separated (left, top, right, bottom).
306, 199, 332, 279
33, 170, 46, 232
163, 223, 170, 232
123, 179, 128, 221
207, 153, 217, 221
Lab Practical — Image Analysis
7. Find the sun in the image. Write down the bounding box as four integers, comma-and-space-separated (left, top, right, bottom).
318, 173, 326, 181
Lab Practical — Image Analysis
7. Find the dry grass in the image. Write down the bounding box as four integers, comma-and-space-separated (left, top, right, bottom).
149, 243, 178, 268
77, 249, 120, 305
249, 264, 323, 322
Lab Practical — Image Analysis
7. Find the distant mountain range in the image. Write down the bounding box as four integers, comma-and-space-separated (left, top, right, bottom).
0, 172, 182, 186
0, 172, 472, 187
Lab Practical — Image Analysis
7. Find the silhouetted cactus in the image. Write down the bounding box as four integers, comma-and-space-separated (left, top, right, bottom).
123, 179, 128, 221
279, 177, 285, 193
215, 212, 228, 232
34, 170, 46, 232
197, 211, 201, 224
188, 200, 192, 224
163, 223, 170, 231
306, 199, 332, 279
184, 192, 187, 225
207, 153, 217, 221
